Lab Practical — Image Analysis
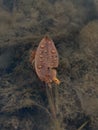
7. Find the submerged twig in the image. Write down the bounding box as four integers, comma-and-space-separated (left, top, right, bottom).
77, 121, 89, 130
46, 83, 56, 119
46, 83, 62, 130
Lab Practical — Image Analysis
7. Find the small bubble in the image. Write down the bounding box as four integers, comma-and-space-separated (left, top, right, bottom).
40, 45, 44, 48
38, 65, 42, 69
54, 57, 57, 60
51, 50, 55, 53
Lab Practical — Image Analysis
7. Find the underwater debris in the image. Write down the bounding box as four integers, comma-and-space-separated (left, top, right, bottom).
30, 35, 60, 86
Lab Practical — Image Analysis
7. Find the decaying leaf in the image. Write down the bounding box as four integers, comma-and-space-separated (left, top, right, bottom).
31, 36, 60, 85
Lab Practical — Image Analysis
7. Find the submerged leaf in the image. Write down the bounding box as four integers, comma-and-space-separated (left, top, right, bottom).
34, 36, 60, 85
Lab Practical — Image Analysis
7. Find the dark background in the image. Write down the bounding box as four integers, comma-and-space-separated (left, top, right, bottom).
0, 0, 98, 130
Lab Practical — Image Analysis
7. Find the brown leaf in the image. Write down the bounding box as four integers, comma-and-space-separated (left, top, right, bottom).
34, 36, 59, 84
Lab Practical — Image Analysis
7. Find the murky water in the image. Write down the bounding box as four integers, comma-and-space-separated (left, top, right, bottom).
0, 0, 98, 130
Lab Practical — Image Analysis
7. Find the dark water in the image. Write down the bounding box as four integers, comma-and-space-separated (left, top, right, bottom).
0, 0, 98, 130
